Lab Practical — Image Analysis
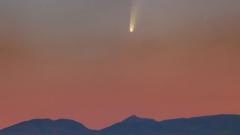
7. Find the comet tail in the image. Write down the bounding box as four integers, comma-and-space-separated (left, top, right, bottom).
129, 0, 142, 33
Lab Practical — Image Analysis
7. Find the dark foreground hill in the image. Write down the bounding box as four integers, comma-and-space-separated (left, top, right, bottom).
1, 114, 240, 135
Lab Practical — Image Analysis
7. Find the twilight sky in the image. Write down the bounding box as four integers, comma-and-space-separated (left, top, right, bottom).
0, 0, 240, 129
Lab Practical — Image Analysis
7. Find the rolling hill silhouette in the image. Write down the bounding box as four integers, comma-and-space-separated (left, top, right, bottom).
1, 114, 240, 135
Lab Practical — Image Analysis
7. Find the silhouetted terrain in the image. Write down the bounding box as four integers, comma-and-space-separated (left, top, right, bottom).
1, 114, 240, 135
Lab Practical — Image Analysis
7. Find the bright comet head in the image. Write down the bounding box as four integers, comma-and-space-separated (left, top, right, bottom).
130, 24, 135, 32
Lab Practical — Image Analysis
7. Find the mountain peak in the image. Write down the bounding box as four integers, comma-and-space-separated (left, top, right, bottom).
55, 119, 82, 125
126, 115, 140, 120
123, 115, 156, 123
20, 118, 82, 126
54, 119, 88, 129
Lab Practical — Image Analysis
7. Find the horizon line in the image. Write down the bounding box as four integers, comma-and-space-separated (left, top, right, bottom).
1, 113, 239, 131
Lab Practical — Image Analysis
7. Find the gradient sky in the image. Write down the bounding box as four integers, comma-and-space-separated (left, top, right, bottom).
0, 0, 240, 129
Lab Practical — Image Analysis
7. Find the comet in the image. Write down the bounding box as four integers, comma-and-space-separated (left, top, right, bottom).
129, 0, 142, 33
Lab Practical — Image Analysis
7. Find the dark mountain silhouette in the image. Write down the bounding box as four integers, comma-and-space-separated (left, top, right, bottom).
1, 114, 240, 135
0, 119, 94, 135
